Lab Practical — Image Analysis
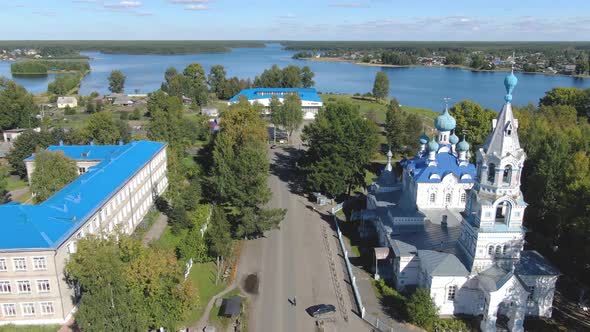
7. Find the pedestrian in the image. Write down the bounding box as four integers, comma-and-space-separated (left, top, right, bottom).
293, 296, 296, 306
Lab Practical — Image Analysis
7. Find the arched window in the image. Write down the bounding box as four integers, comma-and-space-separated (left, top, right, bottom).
429, 193, 436, 204
495, 245, 502, 256
460, 192, 467, 203
445, 193, 452, 204
503, 244, 509, 256
447, 285, 457, 301
495, 201, 512, 225
488, 245, 494, 256
503, 165, 512, 185
476, 162, 483, 181
488, 163, 496, 183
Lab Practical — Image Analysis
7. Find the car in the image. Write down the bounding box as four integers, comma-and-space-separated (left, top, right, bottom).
270, 144, 276, 149
306, 304, 336, 317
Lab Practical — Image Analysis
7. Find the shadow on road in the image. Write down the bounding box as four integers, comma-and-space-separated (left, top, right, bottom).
269, 147, 306, 196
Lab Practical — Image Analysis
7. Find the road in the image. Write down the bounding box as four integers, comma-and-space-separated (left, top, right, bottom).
236, 140, 370, 331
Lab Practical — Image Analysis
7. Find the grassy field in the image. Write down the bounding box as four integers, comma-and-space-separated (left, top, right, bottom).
0, 325, 60, 332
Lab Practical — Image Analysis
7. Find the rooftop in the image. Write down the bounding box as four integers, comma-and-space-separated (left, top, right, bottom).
402, 149, 476, 184
229, 88, 322, 103
516, 250, 560, 276
0, 140, 166, 251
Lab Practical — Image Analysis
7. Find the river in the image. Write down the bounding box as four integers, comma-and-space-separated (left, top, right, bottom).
1, 44, 589, 111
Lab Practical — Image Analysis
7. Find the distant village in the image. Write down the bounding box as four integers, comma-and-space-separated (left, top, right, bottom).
0, 48, 44, 61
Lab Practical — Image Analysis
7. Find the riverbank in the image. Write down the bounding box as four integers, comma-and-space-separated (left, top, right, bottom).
299, 57, 590, 78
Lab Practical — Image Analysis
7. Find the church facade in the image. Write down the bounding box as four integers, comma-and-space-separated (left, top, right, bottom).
364, 73, 559, 332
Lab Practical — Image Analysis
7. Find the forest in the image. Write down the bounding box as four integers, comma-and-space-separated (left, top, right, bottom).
11, 60, 90, 75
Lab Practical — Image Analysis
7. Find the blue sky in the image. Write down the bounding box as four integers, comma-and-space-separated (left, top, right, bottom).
2, 0, 589, 40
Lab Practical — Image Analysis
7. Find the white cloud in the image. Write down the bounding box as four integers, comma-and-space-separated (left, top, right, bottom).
185, 4, 209, 10
329, 2, 368, 8
104, 1, 142, 8
170, 0, 211, 3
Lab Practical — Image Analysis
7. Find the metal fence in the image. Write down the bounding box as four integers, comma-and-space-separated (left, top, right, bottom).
364, 313, 397, 332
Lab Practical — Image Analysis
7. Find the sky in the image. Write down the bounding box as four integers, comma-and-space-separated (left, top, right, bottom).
1, 0, 589, 41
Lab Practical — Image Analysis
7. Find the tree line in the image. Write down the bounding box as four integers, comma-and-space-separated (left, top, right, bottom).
253, 64, 315, 88
11, 60, 90, 75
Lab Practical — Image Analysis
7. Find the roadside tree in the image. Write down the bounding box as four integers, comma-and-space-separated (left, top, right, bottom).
282, 93, 303, 143
372, 72, 389, 102
301, 66, 315, 88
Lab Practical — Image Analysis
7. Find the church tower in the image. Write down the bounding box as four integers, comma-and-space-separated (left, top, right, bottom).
458, 72, 527, 273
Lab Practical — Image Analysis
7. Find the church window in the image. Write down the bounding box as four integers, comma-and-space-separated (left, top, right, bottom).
460, 192, 467, 203
445, 193, 452, 204
487, 163, 496, 183
488, 245, 494, 256
527, 286, 535, 302
505, 122, 513, 136
429, 193, 436, 204
447, 285, 457, 301
495, 245, 502, 256
503, 244, 509, 256
476, 162, 483, 181
503, 165, 512, 185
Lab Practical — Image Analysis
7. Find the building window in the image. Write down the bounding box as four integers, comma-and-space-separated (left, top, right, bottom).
488, 163, 496, 183
447, 285, 457, 301
0, 281, 11, 294
503, 244, 509, 256
445, 193, 452, 204
67, 242, 76, 254
2, 303, 16, 317
33, 257, 47, 271
488, 246, 494, 256
429, 193, 436, 203
503, 165, 512, 185
37, 280, 50, 293
79, 167, 86, 174
17, 280, 31, 294
0, 259, 6, 271
495, 246, 502, 256
21, 303, 35, 316
460, 192, 467, 203
40, 302, 55, 315
12, 258, 26, 271
527, 286, 535, 302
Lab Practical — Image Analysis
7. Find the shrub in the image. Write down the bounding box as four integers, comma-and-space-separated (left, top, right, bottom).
406, 288, 438, 331
64, 106, 76, 115
119, 112, 129, 120
375, 279, 407, 319
433, 318, 471, 332
129, 108, 141, 120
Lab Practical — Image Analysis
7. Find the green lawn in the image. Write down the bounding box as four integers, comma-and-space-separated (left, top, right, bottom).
0, 325, 60, 332
5, 177, 27, 191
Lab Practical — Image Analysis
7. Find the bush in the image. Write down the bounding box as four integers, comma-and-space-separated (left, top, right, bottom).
119, 112, 129, 120
129, 108, 141, 120
433, 318, 471, 332
64, 106, 76, 115
374, 279, 407, 319
406, 288, 438, 331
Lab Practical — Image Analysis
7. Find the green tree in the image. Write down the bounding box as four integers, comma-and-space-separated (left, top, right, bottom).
253, 64, 282, 88
0, 167, 9, 204
406, 288, 438, 331
281, 65, 302, 88
450, 100, 497, 155
86, 102, 96, 113
282, 93, 303, 143
64, 105, 76, 115
30, 150, 78, 203
116, 120, 132, 143
385, 99, 406, 154
539, 87, 590, 118
147, 91, 185, 147
205, 206, 233, 284
83, 111, 120, 144
129, 108, 142, 120
301, 66, 315, 88
372, 72, 389, 101
208, 64, 226, 95
0, 78, 39, 130
575, 54, 589, 75
183, 63, 208, 107
302, 100, 379, 197
470, 53, 486, 69
108, 70, 126, 93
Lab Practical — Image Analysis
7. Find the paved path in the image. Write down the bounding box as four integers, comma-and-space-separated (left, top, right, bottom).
142, 213, 168, 245
192, 283, 237, 331
236, 145, 371, 332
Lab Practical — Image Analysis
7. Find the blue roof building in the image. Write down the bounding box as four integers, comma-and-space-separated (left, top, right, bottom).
228, 88, 323, 120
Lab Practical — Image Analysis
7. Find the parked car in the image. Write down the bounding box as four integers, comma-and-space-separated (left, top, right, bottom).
306, 304, 336, 317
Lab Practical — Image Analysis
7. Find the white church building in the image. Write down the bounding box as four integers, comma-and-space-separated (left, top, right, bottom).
363, 73, 559, 331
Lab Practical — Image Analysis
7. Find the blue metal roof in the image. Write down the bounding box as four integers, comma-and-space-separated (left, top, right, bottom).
0, 140, 166, 251
402, 147, 476, 183
229, 88, 322, 103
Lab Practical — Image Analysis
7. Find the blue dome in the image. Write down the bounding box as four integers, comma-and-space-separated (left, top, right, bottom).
504, 72, 518, 101
419, 132, 429, 145
449, 133, 459, 144
428, 138, 439, 152
457, 137, 470, 152
435, 108, 456, 132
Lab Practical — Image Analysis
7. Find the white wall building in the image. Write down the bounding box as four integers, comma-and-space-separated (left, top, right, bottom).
0, 140, 168, 325
56, 97, 77, 109
364, 73, 559, 332
228, 88, 323, 120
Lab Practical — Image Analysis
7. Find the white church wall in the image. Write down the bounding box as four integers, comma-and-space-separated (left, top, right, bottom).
396, 255, 419, 289
471, 230, 525, 272
519, 275, 558, 318
428, 276, 469, 315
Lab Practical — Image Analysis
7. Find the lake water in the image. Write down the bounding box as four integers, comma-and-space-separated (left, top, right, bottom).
1, 43, 589, 111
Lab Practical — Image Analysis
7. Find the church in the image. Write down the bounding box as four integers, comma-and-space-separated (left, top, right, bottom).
363, 72, 559, 331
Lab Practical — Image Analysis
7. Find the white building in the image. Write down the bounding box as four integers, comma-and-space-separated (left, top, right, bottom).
228, 88, 323, 120
364, 73, 559, 332
2, 127, 41, 143
0, 140, 168, 325
56, 96, 77, 109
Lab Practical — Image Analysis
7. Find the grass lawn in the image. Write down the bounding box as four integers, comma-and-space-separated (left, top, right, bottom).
5, 177, 27, 191
0, 325, 60, 332
207, 288, 246, 331
13, 190, 32, 204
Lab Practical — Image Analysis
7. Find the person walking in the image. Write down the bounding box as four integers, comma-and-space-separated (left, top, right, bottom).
293, 296, 297, 306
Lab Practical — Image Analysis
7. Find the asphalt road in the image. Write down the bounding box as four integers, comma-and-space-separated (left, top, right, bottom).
236, 143, 370, 332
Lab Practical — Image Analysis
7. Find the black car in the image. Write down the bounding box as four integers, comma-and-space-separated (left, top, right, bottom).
306, 304, 336, 317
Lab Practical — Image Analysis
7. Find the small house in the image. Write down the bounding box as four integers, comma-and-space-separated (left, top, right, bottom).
202, 107, 219, 117
113, 95, 134, 107
57, 96, 78, 109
